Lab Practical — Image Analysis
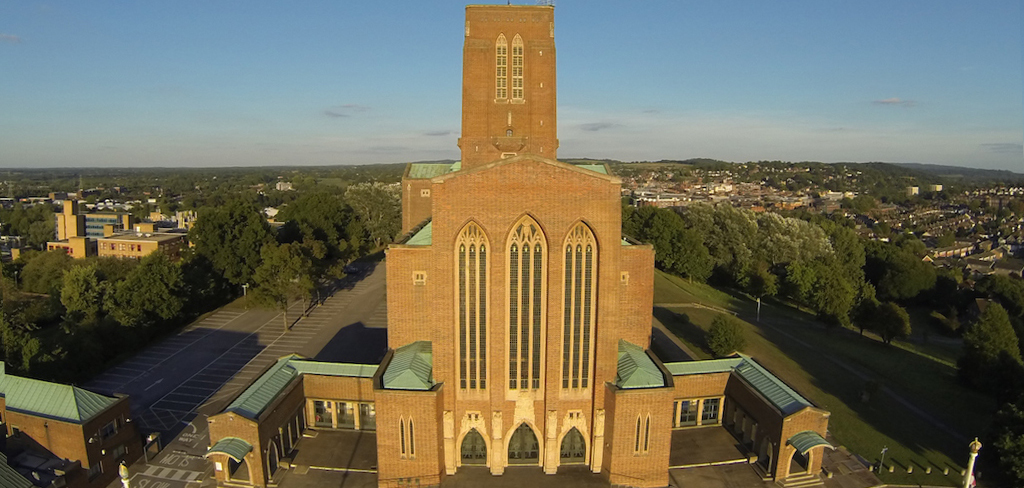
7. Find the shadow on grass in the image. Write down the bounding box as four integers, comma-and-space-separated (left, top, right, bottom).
653, 307, 710, 357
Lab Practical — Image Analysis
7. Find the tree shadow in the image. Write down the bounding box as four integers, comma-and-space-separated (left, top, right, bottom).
653, 307, 709, 356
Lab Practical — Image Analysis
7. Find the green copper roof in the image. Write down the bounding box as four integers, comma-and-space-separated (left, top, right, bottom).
206, 437, 254, 462
0, 364, 117, 424
733, 354, 812, 415
787, 430, 834, 455
664, 358, 743, 376
406, 221, 432, 246
408, 162, 460, 179
575, 164, 608, 175
383, 341, 434, 390
226, 355, 302, 419
225, 356, 380, 420
616, 340, 666, 389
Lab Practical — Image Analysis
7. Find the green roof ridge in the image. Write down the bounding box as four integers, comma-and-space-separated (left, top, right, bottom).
0, 364, 117, 424
383, 341, 433, 390
733, 354, 812, 415
615, 340, 665, 389
225, 355, 302, 419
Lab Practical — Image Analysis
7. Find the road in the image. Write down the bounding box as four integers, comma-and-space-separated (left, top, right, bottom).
89, 261, 388, 488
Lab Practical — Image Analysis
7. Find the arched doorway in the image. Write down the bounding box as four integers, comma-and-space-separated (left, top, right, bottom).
227, 457, 250, 483
461, 429, 487, 465
267, 440, 280, 478
507, 423, 539, 465
559, 428, 586, 464
790, 449, 809, 475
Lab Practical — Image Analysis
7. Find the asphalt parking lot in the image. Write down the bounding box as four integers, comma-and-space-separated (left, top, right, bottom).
89, 262, 388, 488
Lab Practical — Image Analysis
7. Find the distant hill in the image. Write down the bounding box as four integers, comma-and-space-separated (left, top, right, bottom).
893, 163, 1024, 183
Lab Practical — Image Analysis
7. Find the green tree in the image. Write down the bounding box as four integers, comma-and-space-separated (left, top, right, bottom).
707, 314, 745, 357
251, 242, 315, 331
26, 220, 55, 250
61, 265, 103, 325
629, 207, 713, 281
993, 399, 1024, 487
959, 303, 1024, 395
874, 301, 911, 344
344, 182, 401, 248
276, 191, 357, 263
189, 199, 273, 286
745, 262, 778, 299
106, 253, 184, 327
810, 264, 856, 326
19, 250, 74, 295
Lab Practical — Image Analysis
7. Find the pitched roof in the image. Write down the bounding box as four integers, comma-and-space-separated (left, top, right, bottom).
205, 437, 253, 462
225, 356, 379, 420
383, 341, 434, 390
407, 162, 460, 179
664, 357, 742, 376
0, 364, 118, 424
615, 340, 666, 389
405, 221, 432, 246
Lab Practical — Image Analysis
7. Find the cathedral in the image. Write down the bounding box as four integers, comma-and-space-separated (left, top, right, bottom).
206, 4, 832, 488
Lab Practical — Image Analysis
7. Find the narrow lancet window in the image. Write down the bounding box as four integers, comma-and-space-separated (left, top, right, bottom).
457, 223, 488, 390
496, 34, 508, 99
508, 216, 545, 390
562, 223, 597, 389
511, 34, 524, 99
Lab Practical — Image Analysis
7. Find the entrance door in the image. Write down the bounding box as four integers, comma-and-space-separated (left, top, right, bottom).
461, 429, 487, 465
791, 450, 809, 474
559, 427, 586, 464
507, 423, 539, 465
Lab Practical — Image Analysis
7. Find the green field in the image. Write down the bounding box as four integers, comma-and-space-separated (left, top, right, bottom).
653, 270, 991, 486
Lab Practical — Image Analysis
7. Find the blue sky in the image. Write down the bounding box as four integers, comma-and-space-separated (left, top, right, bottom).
1, 1, 1021, 171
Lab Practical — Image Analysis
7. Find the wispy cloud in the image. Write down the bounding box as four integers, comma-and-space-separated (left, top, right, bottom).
424, 130, 453, 136
873, 97, 916, 107
0, 34, 21, 44
981, 143, 1023, 154
579, 122, 617, 132
323, 104, 370, 118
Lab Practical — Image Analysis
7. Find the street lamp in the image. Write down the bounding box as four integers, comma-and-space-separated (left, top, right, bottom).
242, 283, 249, 296
878, 446, 888, 474
963, 438, 982, 488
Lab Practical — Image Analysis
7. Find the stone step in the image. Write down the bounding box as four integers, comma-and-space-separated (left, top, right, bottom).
776, 472, 825, 488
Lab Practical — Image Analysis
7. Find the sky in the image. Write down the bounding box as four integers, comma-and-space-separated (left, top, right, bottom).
0, 1, 1021, 171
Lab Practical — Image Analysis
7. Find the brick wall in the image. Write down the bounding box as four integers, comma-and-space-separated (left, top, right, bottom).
374, 387, 445, 488
601, 384, 673, 487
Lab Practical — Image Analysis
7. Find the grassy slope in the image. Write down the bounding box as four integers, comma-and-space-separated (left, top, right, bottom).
653, 270, 991, 486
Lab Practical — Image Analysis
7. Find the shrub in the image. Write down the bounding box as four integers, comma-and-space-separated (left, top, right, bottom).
707, 314, 746, 357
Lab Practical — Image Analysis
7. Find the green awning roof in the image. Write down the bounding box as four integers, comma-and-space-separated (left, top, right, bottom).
206, 437, 254, 462
383, 341, 434, 390
733, 354, 812, 415
225, 356, 381, 420
406, 221, 432, 246
0, 364, 117, 424
787, 430, 834, 455
615, 340, 666, 389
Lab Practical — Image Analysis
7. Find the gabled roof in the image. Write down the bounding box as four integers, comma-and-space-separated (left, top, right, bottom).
383, 341, 434, 390
225, 355, 380, 420
406, 221, 432, 246
407, 162, 461, 179
732, 354, 812, 415
787, 430, 834, 455
615, 340, 666, 389
205, 437, 253, 462
431, 154, 620, 184
0, 364, 118, 424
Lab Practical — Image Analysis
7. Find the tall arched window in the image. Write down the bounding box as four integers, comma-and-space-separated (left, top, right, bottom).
457, 222, 488, 390
511, 34, 524, 100
508, 216, 545, 390
496, 34, 508, 99
562, 223, 597, 389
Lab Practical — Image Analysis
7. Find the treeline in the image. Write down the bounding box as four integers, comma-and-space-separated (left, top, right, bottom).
0, 182, 401, 383
624, 203, 1024, 485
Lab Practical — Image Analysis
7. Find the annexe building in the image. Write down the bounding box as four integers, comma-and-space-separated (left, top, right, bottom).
206, 4, 832, 488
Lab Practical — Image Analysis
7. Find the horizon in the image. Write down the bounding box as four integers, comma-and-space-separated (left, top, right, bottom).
1, 1, 1021, 171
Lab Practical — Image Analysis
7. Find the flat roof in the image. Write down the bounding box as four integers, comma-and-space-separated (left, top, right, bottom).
98, 232, 186, 243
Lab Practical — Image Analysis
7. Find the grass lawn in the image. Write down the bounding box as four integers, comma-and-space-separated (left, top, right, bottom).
652, 270, 989, 486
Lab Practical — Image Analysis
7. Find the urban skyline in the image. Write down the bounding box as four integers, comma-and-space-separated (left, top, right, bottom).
0, 0, 1020, 170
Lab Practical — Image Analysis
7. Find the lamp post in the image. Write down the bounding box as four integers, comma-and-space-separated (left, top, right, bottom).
242, 283, 249, 297
119, 461, 130, 488
878, 446, 888, 474
963, 438, 982, 488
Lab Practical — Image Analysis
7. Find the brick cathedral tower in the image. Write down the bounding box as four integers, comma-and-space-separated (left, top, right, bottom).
458, 5, 558, 169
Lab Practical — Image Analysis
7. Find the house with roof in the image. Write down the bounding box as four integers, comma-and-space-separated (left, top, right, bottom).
0, 364, 141, 488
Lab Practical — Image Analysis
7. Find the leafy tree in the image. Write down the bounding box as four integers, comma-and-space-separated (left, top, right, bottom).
189, 199, 273, 286
864, 240, 936, 301
745, 261, 778, 299
26, 220, 55, 250
628, 207, 713, 281
61, 265, 103, 325
810, 264, 857, 326
344, 182, 401, 248
251, 242, 315, 331
19, 250, 74, 295
707, 314, 745, 357
106, 253, 184, 327
873, 301, 911, 344
960, 303, 1024, 396
993, 399, 1024, 487
276, 191, 358, 263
